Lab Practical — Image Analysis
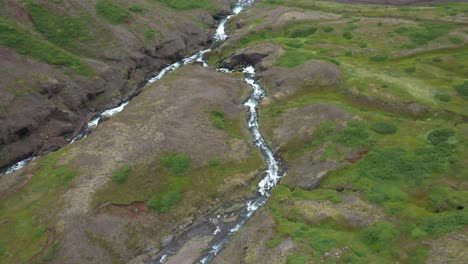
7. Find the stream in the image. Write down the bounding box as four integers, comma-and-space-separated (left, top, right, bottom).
1, 0, 285, 263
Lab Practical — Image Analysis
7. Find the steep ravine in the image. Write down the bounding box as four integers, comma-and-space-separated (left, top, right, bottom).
0, 0, 234, 172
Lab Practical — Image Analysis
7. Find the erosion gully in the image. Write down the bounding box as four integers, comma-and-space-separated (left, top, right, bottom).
1, 1, 286, 263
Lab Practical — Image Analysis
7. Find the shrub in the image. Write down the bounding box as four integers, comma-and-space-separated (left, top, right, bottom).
426, 129, 455, 145
432, 57, 443, 63
112, 165, 130, 184
404, 66, 416, 74
454, 81, 468, 100
210, 110, 225, 130
160, 154, 190, 175
289, 26, 317, 38
148, 191, 182, 212
334, 122, 373, 147
0, 244, 8, 256
435, 93, 451, 102
96, 0, 131, 24
361, 221, 398, 252
342, 31, 353, 40
449, 36, 463, 44
369, 54, 389, 62
370, 122, 397, 134
128, 4, 144, 13
323, 26, 334, 32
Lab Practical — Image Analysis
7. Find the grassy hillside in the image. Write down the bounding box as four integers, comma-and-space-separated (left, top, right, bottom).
213, 1, 468, 263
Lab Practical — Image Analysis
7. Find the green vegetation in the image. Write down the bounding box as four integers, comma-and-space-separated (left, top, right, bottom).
370, 122, 397, 134
209, 156, 221, 167
454, 81, 468, 100
155, 0, 211, 10
395, 23, 453, 46
369, 54, 389, 62
0, 20, 93, 76
148, 191, 182, 212
0, 150, 78, 263
361, 222, 398, 252
128, 4, 145, 13
334, 122, 373, 147
112, 165, 131, 184
96, 0, 131, 24
210, 110, 225, 130
160, 153, 191, 175
24, 3, 90, 49
426, 129, 455, 145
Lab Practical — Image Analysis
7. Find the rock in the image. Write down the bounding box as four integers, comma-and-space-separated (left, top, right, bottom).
162, 235, 175, 248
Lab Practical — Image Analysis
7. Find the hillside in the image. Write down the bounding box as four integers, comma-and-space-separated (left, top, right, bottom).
0, 0, 467, 264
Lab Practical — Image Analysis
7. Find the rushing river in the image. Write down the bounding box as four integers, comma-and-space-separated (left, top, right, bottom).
1, 0, 285, 263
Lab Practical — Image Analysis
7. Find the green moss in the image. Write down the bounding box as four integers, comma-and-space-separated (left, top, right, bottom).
420, 211, 468, 236
96, 0, 131, 24
208, 156, 221, 167
38, 241, 61, 264
395, 22, 453, 46
287, 255, 308, 264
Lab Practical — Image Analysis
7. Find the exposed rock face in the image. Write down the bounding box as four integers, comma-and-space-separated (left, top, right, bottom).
427, 228, 468, 264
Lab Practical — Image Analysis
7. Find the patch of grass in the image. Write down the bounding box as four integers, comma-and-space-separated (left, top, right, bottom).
289, 26, 317, 38
148, 191, 182, 212
395, 23, 453, 46
38, 240, 61, 263
112, 165, 130, 184
342, 31, 353, 40
426, 129, 455, 145
0, 20, 94, 76
361, 221, 398, 252
404, 66, 416, 74
24, 2, 90, 49
435, 93, 451, 102
370, 122, 397, 135
33, 226, 47, 239
209, 156, 221, 167
334, 121, 373, 147
128, 4, 145, 13
160, 153, 191, 175
420, 211, 468, 236
369, 54, 389, 62
449, 36, 463, 44
210, 110, 225, 130
96, 0, 131, 24
155, 0, 211, 10
144, 28, 155, 40
292, 188, 342, 204
322, 26, 334, 32
454, 81, 468, 100
287, 255, 308, 264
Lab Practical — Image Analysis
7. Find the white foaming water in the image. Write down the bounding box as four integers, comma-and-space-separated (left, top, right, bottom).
196, 66, 283, 264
